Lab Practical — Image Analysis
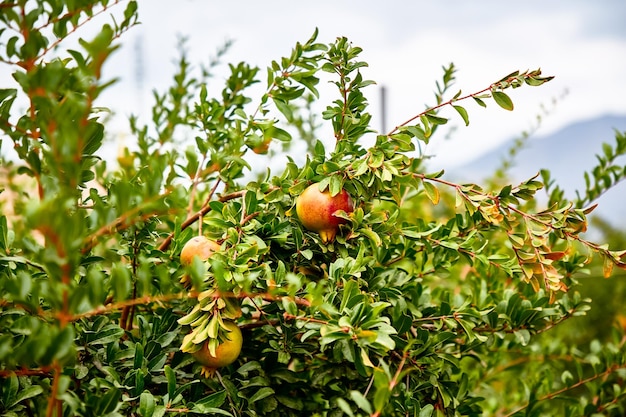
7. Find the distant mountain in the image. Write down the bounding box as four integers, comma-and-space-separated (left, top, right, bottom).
447, 114, 626, 227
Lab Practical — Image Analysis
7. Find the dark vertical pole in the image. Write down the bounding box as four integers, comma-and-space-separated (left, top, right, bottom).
380, 85, 387, 133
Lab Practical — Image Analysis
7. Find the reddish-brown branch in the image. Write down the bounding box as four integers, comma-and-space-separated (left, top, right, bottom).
214, 290, 312, 308
283, 313, 327, 325
59, 288, 310, 324
63, 292, 192, 322
164, 407, 191, 413
0, 366, 53, 378
387, 85, 491, 137
45, 361, 62, 417
240, 211, 260, 227
507, 204, 626, 270
370, 351, 409, 417
387, 71, 543, 137
500, 363, 626, 417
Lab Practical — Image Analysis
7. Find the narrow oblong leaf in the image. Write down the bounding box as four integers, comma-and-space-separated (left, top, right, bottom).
10, 385, 43, 408
473, 96, 487, 108
165, 365, 176, 400
96, 387, 121, 415
133, 342, 144, 370
192, 390, 227, 410
492, 91, 514, 111
425, 113, 448, 125
422, 180, 440, 205
248, 387, 275, 403
453, 105, 469, 126
350, 390, 373, 414
139, 392, 156, 417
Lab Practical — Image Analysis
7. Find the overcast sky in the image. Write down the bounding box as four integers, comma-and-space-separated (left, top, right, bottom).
96, 1, 626, 168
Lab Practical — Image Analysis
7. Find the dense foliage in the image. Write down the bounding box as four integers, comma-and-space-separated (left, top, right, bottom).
1, 2, 625, 416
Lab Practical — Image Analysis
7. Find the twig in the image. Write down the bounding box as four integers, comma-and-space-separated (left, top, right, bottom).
0, 367, 53, 378
370, 351, 409, 417
500, 363, 626, 417
61, 292, 193, 323
44, 361, 62, 417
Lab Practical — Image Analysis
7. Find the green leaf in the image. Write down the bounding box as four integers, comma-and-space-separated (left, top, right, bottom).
276, 394, 304, 410
419, 404, 435, 417
10, 385, 43, 408
273, 97, 293, 121
514, 329, 531, 346
139, 391, 155, 417
471, 96, 486, 107
111, 263, 131, 301
44, 326, 75, 363
244, 188, 258, 214
82, 121, 104, 155
248, 387, 275, 403
96, 387, 121, 415
425, 113, 448, 126
422, 180, 440, 205
492, 91, 514, 111
188, 407, 232, 416
0, 215, 8, 251
561, 370, 574, 385
329, 175, 343, 196
373, 372, 391, 412
192, 390, 227, 411
86, 324, 124, 346
360, 228, 382, 248
133, 342, 144, 369
336, 398, 355, 417
350, 390, 373, 414
453, 105, 469, 126
267, 125, 292, 142
165, 365, 176, 400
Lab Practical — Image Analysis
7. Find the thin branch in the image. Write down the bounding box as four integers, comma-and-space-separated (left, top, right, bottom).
388, 70, 551, 137
371, 351, 409, 417
283, 313, 327, 325
500, 363, 626, 417
387, 86, 489, 137
5, 1, 128, 69
0, 367, 53, 378
222, 291, 311, 307
61, 292, 192, 322
44, 361, 62, 417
